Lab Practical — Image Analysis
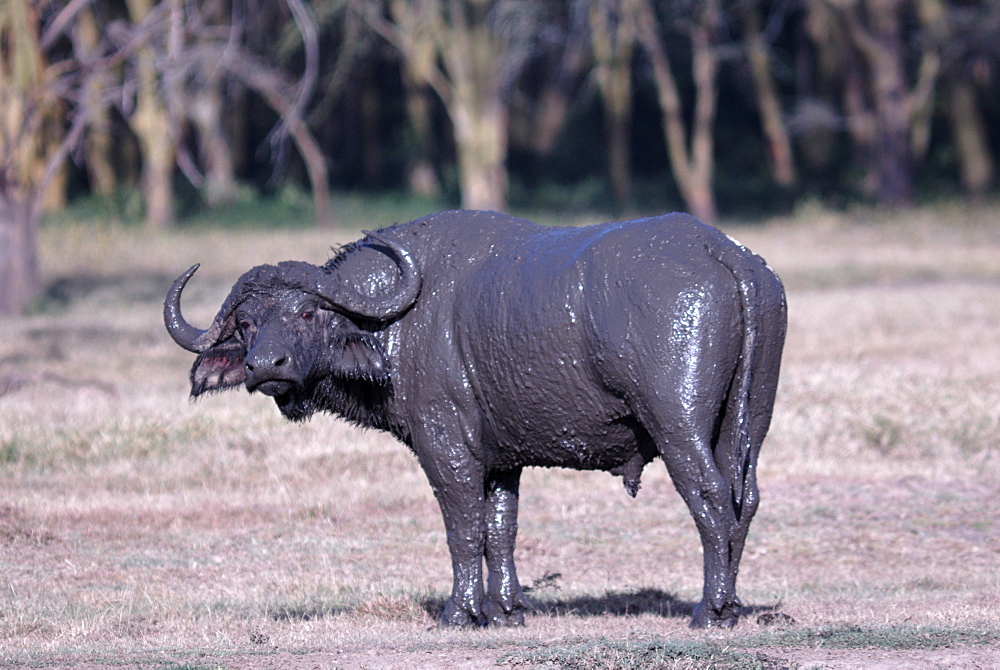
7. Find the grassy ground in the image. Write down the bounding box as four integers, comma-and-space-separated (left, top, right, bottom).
1, 201, 999, 668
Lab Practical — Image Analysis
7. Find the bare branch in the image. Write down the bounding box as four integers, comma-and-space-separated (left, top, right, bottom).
223, 50, 332, 226
269, 0, 325, 165
39, 0, 96, 50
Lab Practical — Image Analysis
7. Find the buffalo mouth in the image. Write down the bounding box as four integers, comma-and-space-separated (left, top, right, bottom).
248, 379, 296, 397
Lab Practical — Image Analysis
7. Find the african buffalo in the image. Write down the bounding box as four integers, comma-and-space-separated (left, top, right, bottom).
164, 210, 786, 628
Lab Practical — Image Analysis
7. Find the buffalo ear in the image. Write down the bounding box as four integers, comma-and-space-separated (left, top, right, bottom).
190, 341, 247, 396
333, 333, 390, 384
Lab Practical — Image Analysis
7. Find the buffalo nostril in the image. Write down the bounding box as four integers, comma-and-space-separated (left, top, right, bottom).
274, 355, 287, 367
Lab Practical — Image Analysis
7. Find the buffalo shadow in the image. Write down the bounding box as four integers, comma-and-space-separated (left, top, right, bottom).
270, 590, 779, 624
421, 588, 779, 621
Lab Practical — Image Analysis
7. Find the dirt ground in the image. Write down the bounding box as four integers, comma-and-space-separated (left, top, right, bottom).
17, 646, 1000, 669
2, 206, 999, 668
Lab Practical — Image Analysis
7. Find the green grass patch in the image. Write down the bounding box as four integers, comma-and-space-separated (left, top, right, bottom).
496, 626, 1000, 669
0, 417, 218, 473
745, 624, 1000, 651
497, 638, 774, 670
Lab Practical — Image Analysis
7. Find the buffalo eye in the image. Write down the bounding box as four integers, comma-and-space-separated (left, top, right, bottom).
300, 310, 315, 322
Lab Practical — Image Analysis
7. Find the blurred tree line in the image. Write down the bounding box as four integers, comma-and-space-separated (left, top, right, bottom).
2, 0, 999, 313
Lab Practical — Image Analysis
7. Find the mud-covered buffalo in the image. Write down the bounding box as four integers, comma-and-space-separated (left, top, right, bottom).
164, 210, 787, 629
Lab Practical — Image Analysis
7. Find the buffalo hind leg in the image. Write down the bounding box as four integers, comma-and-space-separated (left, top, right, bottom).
483, 468, 530, 626
662, 437, 741, 628
637, 398, 742, 628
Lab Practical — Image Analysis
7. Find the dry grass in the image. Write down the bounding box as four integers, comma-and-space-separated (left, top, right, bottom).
1, 203, 999, 668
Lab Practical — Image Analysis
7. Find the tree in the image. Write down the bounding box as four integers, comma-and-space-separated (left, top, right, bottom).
186, 0, 239, 207
917, 0, 994, 196
822, 0, 942, 207
515, 1, 590, 159
630, 0, 722, 223
0, 0, 97, 314
359, 0, 546, 212
110, 0, 333, 227
122, 0, 178, 228
741, 2, 797, 188
76, 4, 119, 197
0, 1, 45, 314
590, 0, 638, 206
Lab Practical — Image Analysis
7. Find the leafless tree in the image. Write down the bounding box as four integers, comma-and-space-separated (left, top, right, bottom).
356, 0, 553, 212
0, 0, 337, 314
629, 0, 722, 223
1, 0, 116, 314
590, 0, 638, 206
106, 0, 332, 227
740, 1, 797, 188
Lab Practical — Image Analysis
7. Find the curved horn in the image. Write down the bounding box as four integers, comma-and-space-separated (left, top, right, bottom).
163, 264, 233, 353
313, 231, 422, 321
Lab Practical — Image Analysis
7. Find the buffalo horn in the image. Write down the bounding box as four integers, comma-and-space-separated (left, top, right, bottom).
313, 231, 422, 321
163, 264, 233, 352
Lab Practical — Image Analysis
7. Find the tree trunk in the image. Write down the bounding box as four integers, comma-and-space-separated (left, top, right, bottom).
77, 6, 117, 197
866, 0, 914, 207
631, 0, 719, 223
0, 192, 38, 315
139, 119, 176, 228
191, 80, 238, 207
399, 28, 441, 198
126, 0, 177, 228
743, 6, 797, 187
389, 0, 441, 197
402, 76, 440, 197
841, 48, 879, 198
915, 0, 993, 195
0, 1, 44, 314
451, 94, 509, 211
528, 25, 589, 157
440, 0, 508, 212
948, 78, 994, 195
688, 4, 720, 223
833, 0, 915, 207
359, 71, 384, 186
797, 0, 841, 172
368, 0, 510, 211
590, 1, 636, 207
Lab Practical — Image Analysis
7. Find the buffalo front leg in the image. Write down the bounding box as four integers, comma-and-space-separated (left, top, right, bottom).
483, 468, 530, 626
416, 437, 489, 627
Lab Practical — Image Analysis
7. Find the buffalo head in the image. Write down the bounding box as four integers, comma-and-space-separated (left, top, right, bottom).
163, 232, 421, 421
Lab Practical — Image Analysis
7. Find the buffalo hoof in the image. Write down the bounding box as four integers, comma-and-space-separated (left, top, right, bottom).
690, 601, 741, 629
439, 599, 486, 628
483, 599, 526, 627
